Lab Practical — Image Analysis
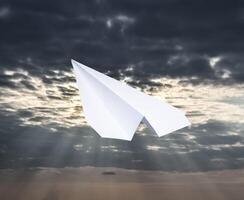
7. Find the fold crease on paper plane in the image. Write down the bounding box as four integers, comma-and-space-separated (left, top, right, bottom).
72, 59, 190, 141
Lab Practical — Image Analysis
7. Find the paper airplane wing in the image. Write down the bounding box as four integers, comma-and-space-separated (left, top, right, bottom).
72, 60, 190, 140
73, 61, 143, 140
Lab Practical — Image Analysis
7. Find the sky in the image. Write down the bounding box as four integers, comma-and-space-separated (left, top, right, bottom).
0, 0, 244, 171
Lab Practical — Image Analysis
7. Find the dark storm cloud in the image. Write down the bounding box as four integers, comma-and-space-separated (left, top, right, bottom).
0, 0, 244, 82
1, 0, 244, 172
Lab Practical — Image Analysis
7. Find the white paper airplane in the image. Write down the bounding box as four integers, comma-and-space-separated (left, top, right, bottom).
72, 59, 190, 141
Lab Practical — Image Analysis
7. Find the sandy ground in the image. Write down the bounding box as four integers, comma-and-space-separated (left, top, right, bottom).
0, 167, 243, 200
